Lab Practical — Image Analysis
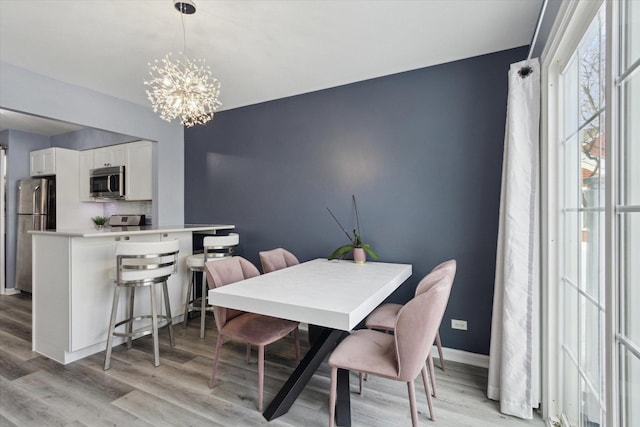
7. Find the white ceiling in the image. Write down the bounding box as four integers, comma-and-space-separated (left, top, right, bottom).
0, 0, 542, 130
0, 109, 85, 136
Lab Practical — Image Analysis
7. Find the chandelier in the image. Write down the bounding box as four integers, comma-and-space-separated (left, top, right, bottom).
145, 0, 221, 127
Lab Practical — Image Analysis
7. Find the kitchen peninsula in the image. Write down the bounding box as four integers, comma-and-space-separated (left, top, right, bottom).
30, 224, 234, 364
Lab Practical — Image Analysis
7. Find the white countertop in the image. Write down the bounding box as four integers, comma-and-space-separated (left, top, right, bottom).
29, 224, 235, 237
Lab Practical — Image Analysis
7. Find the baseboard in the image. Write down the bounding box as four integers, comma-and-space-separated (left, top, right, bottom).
1, 288, 21, 296
433, 346, 490, 369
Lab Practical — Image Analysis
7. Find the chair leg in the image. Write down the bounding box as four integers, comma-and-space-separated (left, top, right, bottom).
428, 353, 437, 397
150, 285, 160, 367
421, 366, 435, 421
435, 331, 445, 370
200, 271, 207, 339
359, 372, 364, 395
162, 281, 175, 347
258, 345, 265, 411
126, 286, 135, 349
407, 380, 419, 427
104, 285, 121, 370
329, 366, 337, 427
294, 326, 300, 365
183, 269, 193, 328
209, 334, 224, 388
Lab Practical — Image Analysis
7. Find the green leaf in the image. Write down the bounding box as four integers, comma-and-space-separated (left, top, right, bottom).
328, 244, 355, 260
362, 244, 379, 260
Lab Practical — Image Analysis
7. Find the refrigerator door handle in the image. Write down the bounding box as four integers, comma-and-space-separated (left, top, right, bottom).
32, 184, 41, 214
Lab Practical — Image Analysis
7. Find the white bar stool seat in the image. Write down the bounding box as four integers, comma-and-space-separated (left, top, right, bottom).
183, 233, 239, 338
104, 239, 180, 370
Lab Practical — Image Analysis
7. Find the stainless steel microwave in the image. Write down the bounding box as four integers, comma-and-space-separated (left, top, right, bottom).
90, 166, 125, 199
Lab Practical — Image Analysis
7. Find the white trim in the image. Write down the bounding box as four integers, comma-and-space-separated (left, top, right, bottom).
0, 147, 4, 295
547, 415, 562, 427
604, 1, 618, 426
433, 346, 489, 369
1, 287, 20, 296
541, 0, 606, 423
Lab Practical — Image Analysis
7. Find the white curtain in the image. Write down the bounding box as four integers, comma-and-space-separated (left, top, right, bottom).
487, 58, 540, 419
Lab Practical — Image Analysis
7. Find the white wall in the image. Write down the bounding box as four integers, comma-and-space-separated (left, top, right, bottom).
0, 61, 184, 226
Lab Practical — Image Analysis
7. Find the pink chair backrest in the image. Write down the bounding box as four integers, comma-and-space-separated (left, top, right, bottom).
205, 256, 260, 331
432, 259, 457, 282
394, 276, 453, 381
414, 268, 450, 296
259, 248, 299, 274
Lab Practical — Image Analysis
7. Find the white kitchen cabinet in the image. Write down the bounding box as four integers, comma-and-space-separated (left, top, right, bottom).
93, 144, 126, 168
28, 147, 99, 228
30, 148, 56, 176
125, 140, 153, 200
30, 228, 227, 364
78, 140, 153, 201
79, 150, 93, 202
69, 234, 159, 352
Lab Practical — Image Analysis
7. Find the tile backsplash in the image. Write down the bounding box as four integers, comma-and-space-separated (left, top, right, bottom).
103, 201, 153, 224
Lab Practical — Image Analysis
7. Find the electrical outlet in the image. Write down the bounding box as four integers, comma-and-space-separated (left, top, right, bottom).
451, 319, 467, 330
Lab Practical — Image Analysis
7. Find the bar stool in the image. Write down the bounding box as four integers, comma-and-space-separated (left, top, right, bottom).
183, 233, 239, 338
104, 239, 180, 370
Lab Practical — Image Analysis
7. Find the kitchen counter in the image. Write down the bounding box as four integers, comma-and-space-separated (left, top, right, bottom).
30, 224, 234, 364
29, 223, 234, 237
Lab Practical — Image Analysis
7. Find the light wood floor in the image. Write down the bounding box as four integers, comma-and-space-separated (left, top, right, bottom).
0, 293, 544, 426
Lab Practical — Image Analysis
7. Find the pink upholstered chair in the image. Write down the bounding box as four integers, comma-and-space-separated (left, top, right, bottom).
328, 275, 453, 426
259, 248, 300, 274
366, 259, 457, 371
362, 260, 456, 398
205, 256, 301, 411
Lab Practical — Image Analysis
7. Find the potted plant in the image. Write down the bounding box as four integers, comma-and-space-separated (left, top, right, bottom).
327, 195, 378, 263
91, 216, 108, 230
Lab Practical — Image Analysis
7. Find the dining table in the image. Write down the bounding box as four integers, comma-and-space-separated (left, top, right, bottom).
208, 258, 412, 426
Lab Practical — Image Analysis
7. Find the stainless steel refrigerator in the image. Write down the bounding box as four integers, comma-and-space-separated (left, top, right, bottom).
15, 178, 55, 292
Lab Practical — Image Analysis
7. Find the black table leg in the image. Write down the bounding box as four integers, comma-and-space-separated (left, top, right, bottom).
263, 327, 348, 421
335, 367, 351, 427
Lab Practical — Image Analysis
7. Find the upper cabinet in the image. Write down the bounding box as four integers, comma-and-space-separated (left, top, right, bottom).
30, 148, 56, 176
125, 140, 153, 201
92, 144, 126, 168
79, 150, 94, 202
79, 140, 153, 202
29, 147, 99, 228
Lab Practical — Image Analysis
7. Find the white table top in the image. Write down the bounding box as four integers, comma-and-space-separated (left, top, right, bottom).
208, 258, 412, 331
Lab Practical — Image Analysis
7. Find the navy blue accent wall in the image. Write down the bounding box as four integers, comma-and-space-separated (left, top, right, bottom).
185, 46, 527, 355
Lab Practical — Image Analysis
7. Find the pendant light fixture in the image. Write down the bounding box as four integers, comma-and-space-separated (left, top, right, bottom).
145, 0, 221, 127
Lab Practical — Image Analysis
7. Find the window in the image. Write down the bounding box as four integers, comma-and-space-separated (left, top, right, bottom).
615, 1, 640, 425
545, 1, 639, 425
558, 6, 606, 426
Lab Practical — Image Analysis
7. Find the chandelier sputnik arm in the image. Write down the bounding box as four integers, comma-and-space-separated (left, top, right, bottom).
145, 0, 221, 127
